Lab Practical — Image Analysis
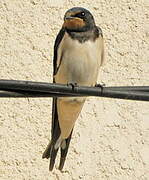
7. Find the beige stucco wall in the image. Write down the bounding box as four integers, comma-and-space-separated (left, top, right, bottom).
0, 0, 149, 179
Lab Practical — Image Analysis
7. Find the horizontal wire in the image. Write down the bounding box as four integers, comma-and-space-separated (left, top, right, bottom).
0, 79, 149, 101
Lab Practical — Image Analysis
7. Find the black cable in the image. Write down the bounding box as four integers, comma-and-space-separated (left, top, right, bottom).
0, 79, 149, 101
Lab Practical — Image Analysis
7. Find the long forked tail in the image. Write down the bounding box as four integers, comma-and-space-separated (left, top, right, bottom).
42, 125, 60, 170
42, 98, 73, 171
42, 131, 73, 171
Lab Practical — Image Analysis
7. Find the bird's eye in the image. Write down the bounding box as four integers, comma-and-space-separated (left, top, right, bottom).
75, 12, 85, 18
81, 12, 85, 16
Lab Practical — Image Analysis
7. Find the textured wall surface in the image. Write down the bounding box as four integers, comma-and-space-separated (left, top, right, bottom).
0, 0, 149, 179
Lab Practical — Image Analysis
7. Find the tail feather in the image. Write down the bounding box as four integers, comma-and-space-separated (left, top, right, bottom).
49, 144, 59, 171
54, 136, 63, 150
42, 98, 61, 171
42, 98, 73, 171
42, 142, 52, 159
59, 130, 73, 170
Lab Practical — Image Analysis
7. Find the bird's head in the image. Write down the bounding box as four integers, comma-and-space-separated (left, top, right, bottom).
63, 7, 95, 32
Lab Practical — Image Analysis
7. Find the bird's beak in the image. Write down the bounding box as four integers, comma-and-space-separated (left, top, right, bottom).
64, 16, 74, 21
64, 12, 76, 21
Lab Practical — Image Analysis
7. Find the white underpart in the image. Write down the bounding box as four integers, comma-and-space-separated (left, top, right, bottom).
55, 31, 104, 139
61, 140, 66, 149
55, 32, 104, 87
54, 136, 63, 149
54, 136, 66, 150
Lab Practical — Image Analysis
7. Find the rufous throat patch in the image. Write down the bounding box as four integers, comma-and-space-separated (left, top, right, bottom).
63, 18, 85, 29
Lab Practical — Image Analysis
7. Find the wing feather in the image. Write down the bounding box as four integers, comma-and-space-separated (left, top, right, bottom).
97, 26, 105, 66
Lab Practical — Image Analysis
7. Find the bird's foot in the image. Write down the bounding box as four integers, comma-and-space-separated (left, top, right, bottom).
67, 82, 78, 91
95, 82, 106, 88
95, 83, 105, 94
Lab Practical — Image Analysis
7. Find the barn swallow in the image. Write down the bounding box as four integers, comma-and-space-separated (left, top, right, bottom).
42, 7, 105, 171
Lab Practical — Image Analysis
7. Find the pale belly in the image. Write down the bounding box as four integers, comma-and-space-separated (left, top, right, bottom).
54, 35, 100, 139
55, 46, 99, 139
55, 48, 99, 86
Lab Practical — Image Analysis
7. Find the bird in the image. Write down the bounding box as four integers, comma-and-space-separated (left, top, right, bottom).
42, 7, 105, 171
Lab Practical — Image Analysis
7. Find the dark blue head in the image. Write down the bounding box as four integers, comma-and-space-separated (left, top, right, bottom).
63, 7, 95, 32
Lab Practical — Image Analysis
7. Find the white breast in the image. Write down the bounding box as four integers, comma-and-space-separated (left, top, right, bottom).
55, 32, 103, 86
